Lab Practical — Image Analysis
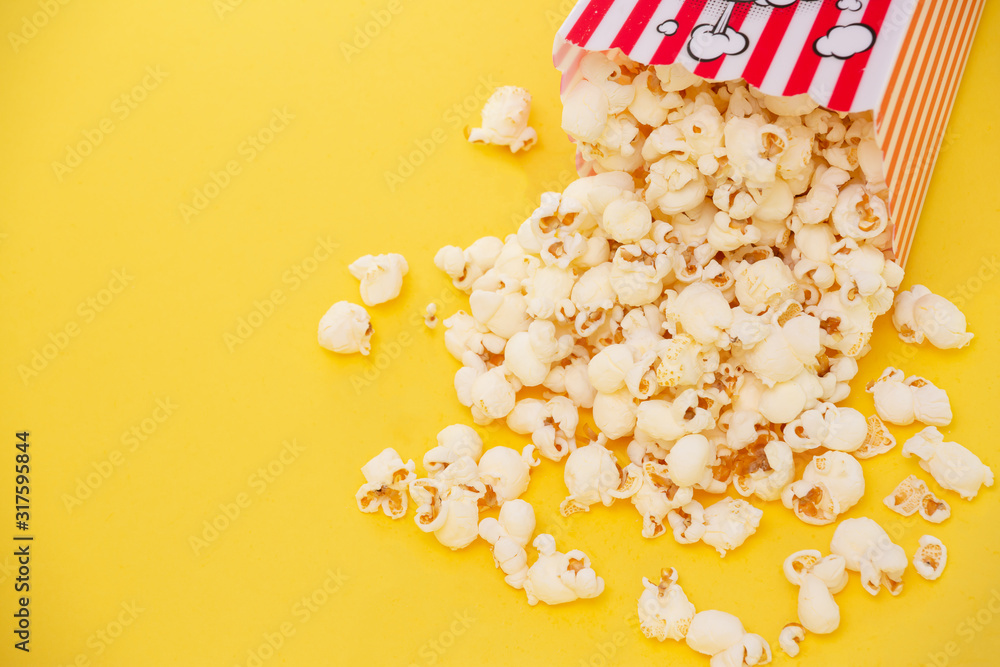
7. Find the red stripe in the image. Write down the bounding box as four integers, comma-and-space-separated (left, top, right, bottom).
782, 1, 844, 96
609, 0, 662, 55
649, 0, 707, 65
826, 0, 893, 111
741, 6, 796, 88
694, 2, 752, 79
565, 0, 616, 47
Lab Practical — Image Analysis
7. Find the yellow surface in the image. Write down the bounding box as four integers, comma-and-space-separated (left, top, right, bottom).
1, 1, 999, 665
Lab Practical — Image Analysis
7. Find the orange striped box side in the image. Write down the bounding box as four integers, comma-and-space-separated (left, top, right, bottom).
876, 0, 986, 267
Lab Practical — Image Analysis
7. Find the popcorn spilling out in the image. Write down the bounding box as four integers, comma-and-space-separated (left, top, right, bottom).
338, 44, 990, 665
467, 86, 537, 153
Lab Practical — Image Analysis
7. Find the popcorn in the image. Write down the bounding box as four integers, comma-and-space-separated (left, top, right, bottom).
865, 367, 952, 426
355, 448, 416, 519
412, 483, 483, 550
883, 475, 951, 523
732, 440, 794, 502
853, 414, 897, 459
523, 533, 605, 605
468, 86, 537, 153
912, 535, 947, 581
781, 451, 865, 525
506, 396, 579, 461
902, 427, 994, 499
348, 253, 409, 306
830, 517, 907, 595
666, 434, 715, 487
479, 499, 536, 589
637, 568, 696, 642
423, 424, 484, 476
469, 367, 517, 425
709, 633, 772, 667
477, 445, 539, 504
831, 183, 889, 240
797, 403, 867, 452
318, 301, 372, 355
667, 501, 707, 544
631, 461, 695, 538
424, 303, 438, 329
892, 285, 973, 349
504, 320, 574, 387
593, 388, 639, 440
435, 237, 505, 292
778, 623, 805, 658
783, 550, 847, 633
701, 497, 763, 557
561, 436, 639, 515
685, 610, 746, 657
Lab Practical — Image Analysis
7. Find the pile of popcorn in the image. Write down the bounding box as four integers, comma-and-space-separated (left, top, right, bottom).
325, 50, 990, 664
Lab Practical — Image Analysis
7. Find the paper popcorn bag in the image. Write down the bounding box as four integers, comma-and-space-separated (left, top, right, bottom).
553, 0, 987, 266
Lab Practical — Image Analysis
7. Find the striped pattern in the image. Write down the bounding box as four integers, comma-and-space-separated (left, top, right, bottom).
878, 0, 986, 265
553, 0, 985, 266
554, 0, 917, 113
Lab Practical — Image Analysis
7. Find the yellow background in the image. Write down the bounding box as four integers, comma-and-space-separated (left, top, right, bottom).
1, 0, 998, 665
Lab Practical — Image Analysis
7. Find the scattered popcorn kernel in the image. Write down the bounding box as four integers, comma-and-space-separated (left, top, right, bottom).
355, 448, 416, 519
424, 303, 438, 329
709, 633, 772, 667
631, 461, 695, 538
778, 623, 805, 658
902, 427, 994, 500
781, 451, 864, 525
782, 550, 847, 634
506, 396, 578, 461
685, 610, 746, 657
479, 499, 536, 589
524, 534, 605, 605
348, 253, 409, 306
423, 424, 484, 476
830, 518, 907, 596
468, 86, 537, 153
882, 474, 931, 516
318, 301, 372, 355
892, 285, 973, 349
866, 367, 952, 426
561, 435, 638, 516
853, 415, 896, 459
477, 444, 539, 504
701, 498, 763, 557
912, 535, 947, 581
637, 568, 696, 642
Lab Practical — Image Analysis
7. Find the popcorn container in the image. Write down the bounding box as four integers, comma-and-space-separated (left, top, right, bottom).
554, 0, 987, 266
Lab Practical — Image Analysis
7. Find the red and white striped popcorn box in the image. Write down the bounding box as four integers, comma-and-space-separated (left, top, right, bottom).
553, 0, 987, 266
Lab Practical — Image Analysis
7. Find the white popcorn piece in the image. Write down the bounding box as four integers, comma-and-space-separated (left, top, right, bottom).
637, 568, 696, 642
588, 344, 634, 394
782, 550, 847, 634
782, 451, 864, 525
866, 367, 952, 426
523, 534, 605, 606
506, 396, 579, 461
355, 448, 416, 519
892, 285, 973, 349
593, 388, 639, 440
632, 461, 695, 538
732, 440, 795, 502
701, 497, 763, 557
561, 436, 639, 515
479, 499, 536, 589
423, 424, 484, 476
709, 633, 772, 667
902, 427, 993, 500
348, 253, 409, 306
667, 500, 707, 544
318, 301, 372, 355
830, 517, 907, 596
414, 484, 484, 550
504, 319, 574, 387
912, 535, 947, 581
434, 237, 504, 292
831, 183, 888, 240
778, 623, 805, 658
685, 610, 746, 657
798, 403, 867, 452
469, 366, 517, 425
666, 434, 715, 488
477, 445, 539, 504
853, 414, 897, 459
883, 475, 951, 523
468, 86, 537, 153
424, 303, 438, 329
